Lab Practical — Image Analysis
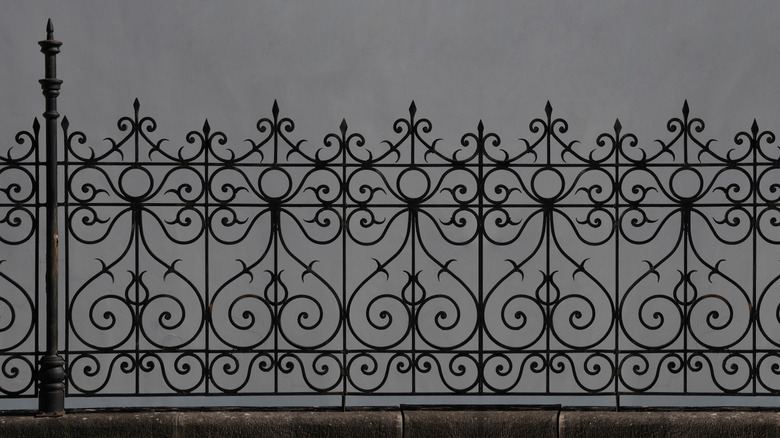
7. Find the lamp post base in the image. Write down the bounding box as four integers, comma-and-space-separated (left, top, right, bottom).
36, 354, 65, 416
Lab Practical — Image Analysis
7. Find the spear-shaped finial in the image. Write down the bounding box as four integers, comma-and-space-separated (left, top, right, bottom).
46, 19, 54, 40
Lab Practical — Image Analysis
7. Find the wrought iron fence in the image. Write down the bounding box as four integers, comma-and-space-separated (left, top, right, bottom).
3, 21, 780, 414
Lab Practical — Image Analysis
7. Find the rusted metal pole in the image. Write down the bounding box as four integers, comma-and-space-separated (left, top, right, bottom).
37, 18, 65, 417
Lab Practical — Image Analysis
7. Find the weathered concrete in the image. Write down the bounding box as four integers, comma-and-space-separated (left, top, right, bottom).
177, 410, 402, 438
0, 410, 402, 438
559, 410, 780, 438
0, 411, 178, 438
2, 408, 780, 437
403, 408, 558, 438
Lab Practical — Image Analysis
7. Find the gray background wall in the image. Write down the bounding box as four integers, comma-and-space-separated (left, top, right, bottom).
5, 1, 780, 141
2, 0, 780, 409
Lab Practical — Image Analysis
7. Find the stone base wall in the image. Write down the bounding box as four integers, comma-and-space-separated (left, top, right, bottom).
2, 407, 779, 437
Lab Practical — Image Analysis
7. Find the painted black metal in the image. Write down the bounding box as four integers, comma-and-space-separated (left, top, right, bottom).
37, 19, 65, 416
2, 21, 780, 410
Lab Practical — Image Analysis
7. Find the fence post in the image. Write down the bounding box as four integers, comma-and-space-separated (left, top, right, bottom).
37, 18, 65, 416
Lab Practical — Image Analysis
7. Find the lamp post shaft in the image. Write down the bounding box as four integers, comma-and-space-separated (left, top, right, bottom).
37, 18, 65, 417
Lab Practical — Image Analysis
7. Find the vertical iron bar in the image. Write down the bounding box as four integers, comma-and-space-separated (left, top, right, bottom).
613, 120, 621, 411
272, 102, 279, 395
409, 103, 416, 393
133, 104, 140, 396
544, 210, 551, 394
204, 121, 211, 396
34, 118, 41, 405
544, 103, 552, 394
682, 103, 689, 395
751, 120, 758, 396
477, 121, 484, 394
37, 18, 65, 416
62, 116, 71, 401
340, 120, 348, 410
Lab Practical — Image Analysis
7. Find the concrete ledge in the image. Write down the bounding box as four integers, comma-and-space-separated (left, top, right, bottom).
2, 408, 780, 437
177, 410, 402, 438
559, 411, 780, 438
403, 408, 558, 438
0, 411, 179, 438
0, 410, 402, 438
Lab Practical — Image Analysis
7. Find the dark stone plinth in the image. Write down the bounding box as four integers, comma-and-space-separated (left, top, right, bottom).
559, 411, 780, 438
0, 411, 177, 438
177, 410, 402, 438
3, 408, 780, 437
403, 409, 559, 438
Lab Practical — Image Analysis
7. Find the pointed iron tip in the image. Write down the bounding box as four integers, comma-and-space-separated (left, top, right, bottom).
478, 120, 484, 132
61, 116, 69, 131
133, 98, 140, 111
614, 119, 622, 133
203, 119, 211, 133
682, 100, 689, 116
545, 101, 553, 117
340, 118, 348, 134
409, 101, 417, 116
272, 100, 279, 116
752, 119, 759, 135
46, 19, 53, 39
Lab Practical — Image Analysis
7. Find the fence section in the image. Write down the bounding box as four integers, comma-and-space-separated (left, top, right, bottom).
3, 22, 780, 412
53, 97, 780, 402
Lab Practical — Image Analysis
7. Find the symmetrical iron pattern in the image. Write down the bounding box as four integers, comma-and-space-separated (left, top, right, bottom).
2, 97, 767, 405
5, 24, 780, 409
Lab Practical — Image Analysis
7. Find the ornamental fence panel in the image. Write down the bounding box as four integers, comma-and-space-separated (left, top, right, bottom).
3, 21, 780, 413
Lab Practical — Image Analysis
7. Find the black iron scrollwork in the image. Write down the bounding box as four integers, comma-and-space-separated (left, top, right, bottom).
4, 97, 780, 405
0, 119, 39, 398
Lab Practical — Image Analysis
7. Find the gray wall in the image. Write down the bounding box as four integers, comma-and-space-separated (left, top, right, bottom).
5, 1, 780, 138
2, 0, 780, 409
